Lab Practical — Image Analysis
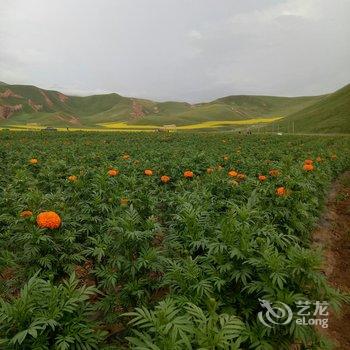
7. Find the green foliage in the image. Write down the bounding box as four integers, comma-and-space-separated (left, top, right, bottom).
0, 273, 107, 349
125, 297, 245, 349
0, 131, 349, 348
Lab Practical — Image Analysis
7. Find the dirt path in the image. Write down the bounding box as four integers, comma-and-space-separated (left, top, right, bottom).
313, 171, 350, 349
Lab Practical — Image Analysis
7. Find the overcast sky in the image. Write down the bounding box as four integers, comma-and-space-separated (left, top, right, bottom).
0, 0, 349, 102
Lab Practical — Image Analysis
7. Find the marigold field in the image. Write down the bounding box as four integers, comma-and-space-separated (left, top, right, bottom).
0, 131, 349, 349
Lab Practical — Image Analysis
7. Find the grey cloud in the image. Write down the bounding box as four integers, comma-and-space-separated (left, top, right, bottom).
0, 0, 349, 102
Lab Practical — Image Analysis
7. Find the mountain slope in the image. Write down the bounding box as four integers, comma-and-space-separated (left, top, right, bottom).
272, 84, 350, 134
0, 84, 193, 126
213, 95, 326, 117
0, 82, 331, 128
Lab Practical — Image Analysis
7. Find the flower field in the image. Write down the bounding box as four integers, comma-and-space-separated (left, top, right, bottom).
0, 131, 349, 349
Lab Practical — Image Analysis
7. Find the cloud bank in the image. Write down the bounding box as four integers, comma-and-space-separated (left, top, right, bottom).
0, 0, 349, 102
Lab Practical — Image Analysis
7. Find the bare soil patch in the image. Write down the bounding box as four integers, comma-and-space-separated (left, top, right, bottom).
313, 171, 350, 349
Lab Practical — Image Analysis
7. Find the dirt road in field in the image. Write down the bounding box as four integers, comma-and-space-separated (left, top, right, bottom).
313, 171, 350, 349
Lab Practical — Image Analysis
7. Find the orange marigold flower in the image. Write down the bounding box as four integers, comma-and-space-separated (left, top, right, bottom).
68, 175, 77, 182
160, 175, 170, 183
206, 168, 214, 174
36, 211, 61, 229
237, 173, 246, 180
120, 198, 129, 206
29, 158, 38, 164
108, 169, 119, 177
304, 159, 313, 165
276, 187, 286, 197
223, 155, 229, 161
184, 170, 194, 178
258, 175, 267, 182
144, 169, 153, 176
331, 154, 337, 160
20, 210, 33, 218
228, 170, 238, 177
269, 169, 280, 177
303, 164, 314, 171
316, 156, 322, 162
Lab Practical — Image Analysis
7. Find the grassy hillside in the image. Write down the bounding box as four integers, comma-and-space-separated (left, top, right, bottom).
0, 82, 333, 129
270, 84, 350, 134
213, 95, 325, 117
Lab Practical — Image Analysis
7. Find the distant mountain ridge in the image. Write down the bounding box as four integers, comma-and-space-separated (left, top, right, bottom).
0, 82, 347, 132
270, 84, 350, 134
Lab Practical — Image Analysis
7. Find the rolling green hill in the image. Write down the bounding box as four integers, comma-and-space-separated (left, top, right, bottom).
0, 82, 344, 131
270, 84, 350, 134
